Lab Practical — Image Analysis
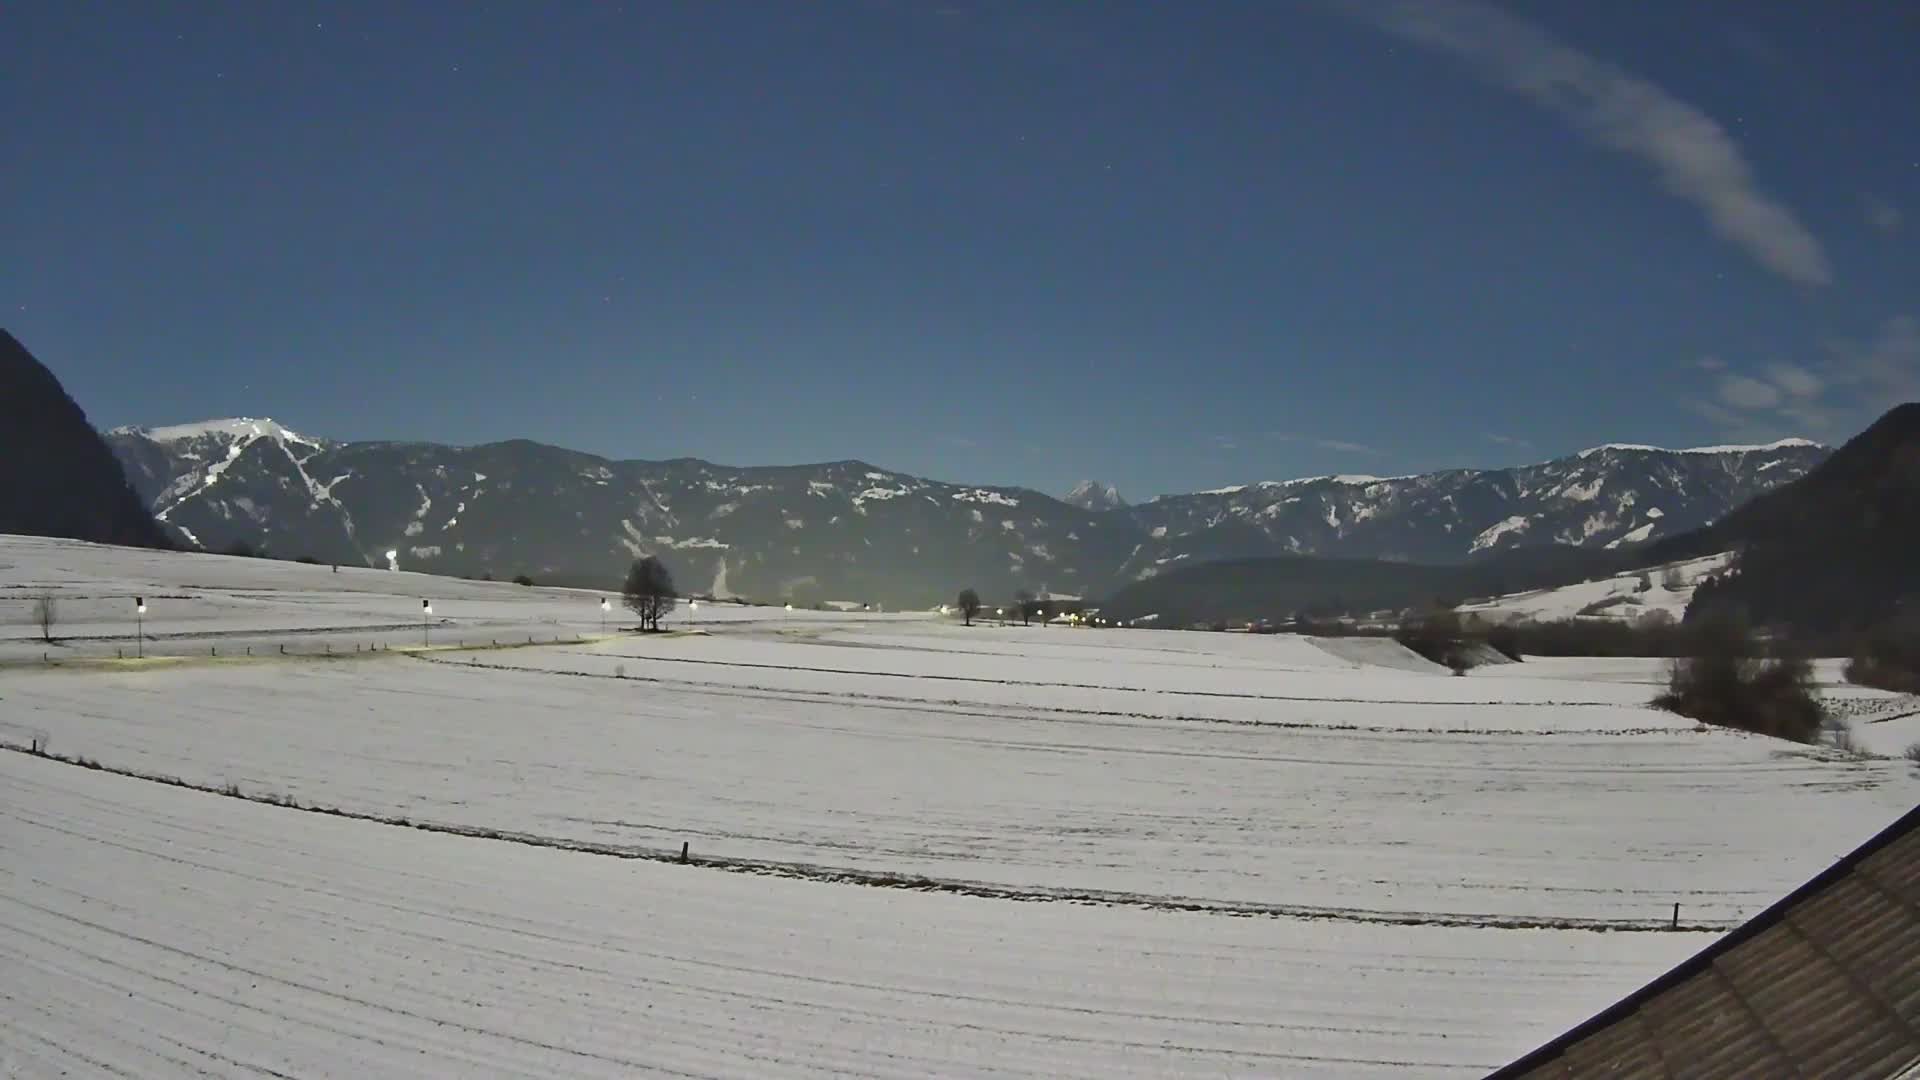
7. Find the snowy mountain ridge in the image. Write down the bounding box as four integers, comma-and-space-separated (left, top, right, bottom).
1575, 437, 1822, 459
105, 419, 1831, 603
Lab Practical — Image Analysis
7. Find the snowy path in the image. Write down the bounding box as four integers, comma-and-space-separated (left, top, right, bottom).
0, 751, 1708, 1078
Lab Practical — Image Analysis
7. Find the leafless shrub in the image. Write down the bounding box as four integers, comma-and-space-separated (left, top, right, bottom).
32, 594, 56, 643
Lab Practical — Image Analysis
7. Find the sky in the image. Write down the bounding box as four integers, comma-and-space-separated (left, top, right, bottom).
5, 1, 1917, 500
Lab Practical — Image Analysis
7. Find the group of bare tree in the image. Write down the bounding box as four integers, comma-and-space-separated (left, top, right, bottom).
952, 587, 1047, 627
623, 556, 677, 632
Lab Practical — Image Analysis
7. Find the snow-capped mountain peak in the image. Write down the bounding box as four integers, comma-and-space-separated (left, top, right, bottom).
112, 416, 324, 449
1063, 480, 1127, 512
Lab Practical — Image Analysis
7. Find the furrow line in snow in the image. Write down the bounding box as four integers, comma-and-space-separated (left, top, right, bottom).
417, 650, 1631, 711
416, 652, 1674, 736
0, 741, 1735, 934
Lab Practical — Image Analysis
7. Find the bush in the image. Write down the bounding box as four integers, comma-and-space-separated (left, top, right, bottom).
1484, 622, 1523, 662
1496, 617, 1692, 658
513, 574, 535, 587
32, 593, 56, 643
1824, 716, 1866, 757
1652, 617, 1826, 743
1905, 742, 1920, 764
1845, 628, 1920, 694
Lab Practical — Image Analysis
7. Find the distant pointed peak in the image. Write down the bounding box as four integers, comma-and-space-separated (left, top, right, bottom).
1064, 479, 1126, 511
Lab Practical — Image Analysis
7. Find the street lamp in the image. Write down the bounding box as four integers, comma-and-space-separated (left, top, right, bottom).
135, 597, 145, 659
421, 599, 432, 647
600, 596, 609, 635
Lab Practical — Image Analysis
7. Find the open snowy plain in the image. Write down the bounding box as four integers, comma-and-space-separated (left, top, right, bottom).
4, 534, 1918, 1076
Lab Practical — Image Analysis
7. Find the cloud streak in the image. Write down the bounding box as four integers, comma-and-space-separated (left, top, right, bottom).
1339, 0, 1832, 287
1864, 195, 1904, 234
1692, 315, 1920, 440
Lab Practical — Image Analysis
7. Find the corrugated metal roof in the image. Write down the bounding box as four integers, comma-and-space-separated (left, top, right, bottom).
1491, 803, 1920, 1080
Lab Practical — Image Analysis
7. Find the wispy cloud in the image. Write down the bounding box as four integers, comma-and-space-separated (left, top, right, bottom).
1315, 438, 1381, 456
1694, 355, 1728, 372
1692, 314, 1920, 440
1827, 315, 1920, 410
1483, 432, 1533, 448
1864, 195, 1904, 234
1717, 374, 1783, 410
1265, 431, 1383, 456
1337, 0, 1833, 287
1764, 363, 1822, 399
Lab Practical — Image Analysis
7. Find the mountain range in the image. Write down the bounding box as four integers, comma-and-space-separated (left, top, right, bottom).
1103, 404, 1919, 637
102, 417, 1829, 606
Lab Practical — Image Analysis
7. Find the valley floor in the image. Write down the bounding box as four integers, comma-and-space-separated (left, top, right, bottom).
3, 535, 1917, 1076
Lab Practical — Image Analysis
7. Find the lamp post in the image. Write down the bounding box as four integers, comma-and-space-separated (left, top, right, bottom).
600, 597, 609, 635
421, 599, 432, 647
135, 597, 145, 659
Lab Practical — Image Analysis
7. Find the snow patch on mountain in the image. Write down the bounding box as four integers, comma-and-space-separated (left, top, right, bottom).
1459, 552, 1733, 626
954, 489, 1020, 507
1471, 515, 1531, 553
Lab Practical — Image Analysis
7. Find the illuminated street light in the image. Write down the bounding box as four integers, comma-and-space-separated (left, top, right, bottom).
135, 597, 146, 659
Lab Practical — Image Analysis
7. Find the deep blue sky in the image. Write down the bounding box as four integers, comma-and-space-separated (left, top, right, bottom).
6, 2, 1916, 499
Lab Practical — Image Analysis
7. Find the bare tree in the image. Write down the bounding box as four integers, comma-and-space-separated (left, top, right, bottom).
956, 588, 982, 626
1013, 589, 1036, 627
623, 556, 678, 632
32, 594, 56, 643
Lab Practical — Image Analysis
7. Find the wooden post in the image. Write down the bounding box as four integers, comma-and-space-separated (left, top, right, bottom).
680, 841, 689, 864
280, 644, 286, 655
1672, 902, 1680, 929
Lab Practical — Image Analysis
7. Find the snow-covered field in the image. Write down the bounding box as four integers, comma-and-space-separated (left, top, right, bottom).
3, 535, 1917, 1076
1457, 552, 1732, 626
0, 534, 903, 663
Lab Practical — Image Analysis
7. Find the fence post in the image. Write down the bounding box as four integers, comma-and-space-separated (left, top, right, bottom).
680, 841, 690, 864
1672, 902, 1679, 929
280, 644, 286, 655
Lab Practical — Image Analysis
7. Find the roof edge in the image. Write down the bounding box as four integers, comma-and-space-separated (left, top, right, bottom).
1487, 800, 1920, 1078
